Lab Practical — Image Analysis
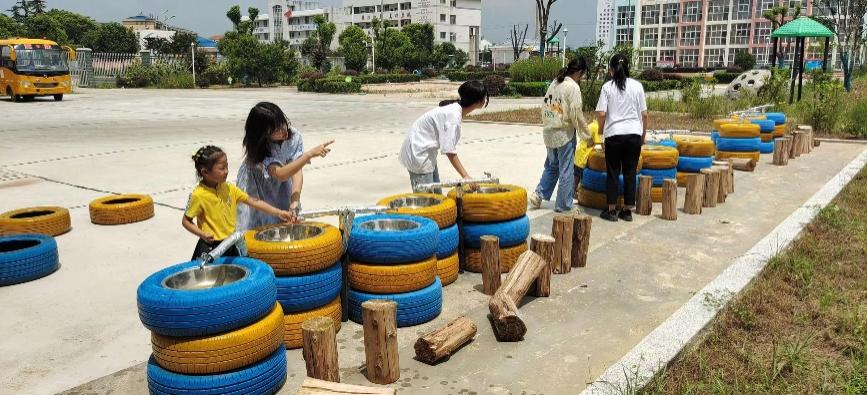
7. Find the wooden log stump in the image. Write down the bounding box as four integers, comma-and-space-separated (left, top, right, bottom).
791, 131, 804, 158
683, 173, 705, 215
302, 317, 340, 383
570, 214, 592, 268
636, 175, 653, 216
361, 300, 399, 384
299, 378, 396, 395
414, 316, 477, 365
730, 158, 756, 172
773, 138, 790, 166
488, 251, 546, 342
480, 235, 501, 296
712, 165, 729, 204
701, 168, 720, 208
661, 179, 677, 221
528, 234, 555, 297
797, 125, 814, 153
551, 215, 573, 274
726, 159, 735, 194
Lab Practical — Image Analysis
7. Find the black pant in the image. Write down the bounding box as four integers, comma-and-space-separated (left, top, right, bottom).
191, 238, 241, 261
604, 134, 642, 207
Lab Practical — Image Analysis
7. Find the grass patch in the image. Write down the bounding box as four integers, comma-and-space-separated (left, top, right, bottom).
639, 168, 867, 394
466, 108, 708, 132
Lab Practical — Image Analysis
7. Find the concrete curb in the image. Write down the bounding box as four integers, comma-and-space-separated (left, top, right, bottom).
580, 145, 867, 395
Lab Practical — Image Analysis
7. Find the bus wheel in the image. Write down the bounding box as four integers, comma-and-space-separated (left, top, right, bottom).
7, 88, 18, 102
53, 94, 63, 101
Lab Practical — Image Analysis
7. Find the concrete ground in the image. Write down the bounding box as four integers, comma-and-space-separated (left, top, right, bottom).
0, 88, 862, 395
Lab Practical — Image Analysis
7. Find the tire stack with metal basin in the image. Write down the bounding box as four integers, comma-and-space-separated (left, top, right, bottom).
673, 136, 716, 186
750, 118, 777, 154
378, 193, 460, 286
765, 112, 788, 145
715, 121, 762, 163
0, 207, 69, 286
577, 149, 628, 209
245, 222, 344, 349
346, 213, 443, 327
640, 145, 680, 202
136, 257, 287, 394
448, 184, 529, 273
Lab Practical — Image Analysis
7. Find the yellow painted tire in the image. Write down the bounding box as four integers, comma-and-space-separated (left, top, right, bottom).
641, 145, 679, 169
0, 206, 71, 236
377, 193, 457, 229
437, 252, 459, 286
651, 187, 665, 203
465, 243, 528, 273
677, 172, 691, 187
586, 149, 607, 172
773, 125, 787, 138
674, 136, 716, 157
89, 194, 154, 225
246, 222, 343, 276
284, 297, 342, 349
718, 123, 760, 138
760, 133, 774, 142
151, 303, 284, 374
713, 118, 739, 130
348, 256, 437, 293
577, 187, 623, 210
717, 151, 761, 162
448, 184, 527, 222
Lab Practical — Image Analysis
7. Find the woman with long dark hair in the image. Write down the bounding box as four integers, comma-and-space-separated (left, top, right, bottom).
528, 57, 592, 212
595, 53, 647, 222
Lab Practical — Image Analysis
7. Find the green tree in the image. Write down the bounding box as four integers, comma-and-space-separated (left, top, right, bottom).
238, 7, 259, 35
24, 13, 68, 43
0, 14, 23, 38
44, 9, 99, 46
338, 25, 369, 72
402, 23, 434, 70
431, 42, 468, 69
90, 23, 139, 53
300, 15, 336, 71
376, 28, 413, 71
218, 31, 298, 86
734, 51, 756, 70
814, 0, 867, 91
226, 5, 242, 31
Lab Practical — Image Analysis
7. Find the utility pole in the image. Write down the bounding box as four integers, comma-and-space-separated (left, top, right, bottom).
191, 42, 196, 88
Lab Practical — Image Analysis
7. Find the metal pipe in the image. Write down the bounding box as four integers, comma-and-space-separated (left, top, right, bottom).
414, 172, 500, 193
199, 230, 244, 269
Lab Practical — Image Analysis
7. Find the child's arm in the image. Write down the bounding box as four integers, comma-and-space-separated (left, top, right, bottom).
290, 171, 303, 212
445, 153, 471, 179
268, 140, 335, 182
242, 196, 295, 223
182, 216, 214, 242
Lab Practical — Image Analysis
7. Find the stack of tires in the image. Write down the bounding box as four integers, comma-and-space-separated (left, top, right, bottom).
0, 234, 60, 286
448, 185, 529, 273
245, 222, 344, 349
577, 149, 628, 209
765, 112, 788, 144
751, 118, 777, 154
346, 214, 443, 327
673, 136, 716, 187
137, 257, 287, 394
640, 145, 679, 202
377, 193, 460, 286
715, 122, 762, 163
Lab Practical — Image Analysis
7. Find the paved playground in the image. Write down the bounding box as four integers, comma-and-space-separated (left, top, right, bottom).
0, 88, 863, 395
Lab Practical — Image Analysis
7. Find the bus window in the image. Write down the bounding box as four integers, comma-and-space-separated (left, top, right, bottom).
15, 48, 69, 73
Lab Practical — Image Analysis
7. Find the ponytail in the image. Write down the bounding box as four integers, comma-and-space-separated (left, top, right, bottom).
556, 57, 589, 83
439, 99, 460, 106
609, 53, 630, 91
440, 80, 489, 108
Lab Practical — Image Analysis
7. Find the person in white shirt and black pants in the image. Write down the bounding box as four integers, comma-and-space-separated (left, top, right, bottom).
595, 53, 648, 222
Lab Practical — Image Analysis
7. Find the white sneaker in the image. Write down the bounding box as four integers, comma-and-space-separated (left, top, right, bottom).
529, 192, 542, 209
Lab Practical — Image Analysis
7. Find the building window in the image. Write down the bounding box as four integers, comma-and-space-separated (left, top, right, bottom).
272, 5, 283, 41
659, 50, 676, 62
680, 26, 700, 46
640, 50, 657, 68
641, 5, 660, 25
450, 32, 456, 42
705, 24, 727, 46
753, 22, 771, 44
734, 0, 752, 19
440, 32, 446, 39
440, 14, 446, 22
704, 48, 725, 67
616, 28, 634, 46
788, 0, 803, 10
751, 47, 769, 66
730, 23, 750, 44
617, 6, 635, 26
756, 0, 774, 18
640, 28, 658, 47
450, 15, 456, 24
660, 26, 677, 47
662, 3, 679, 23
728, 47, 748, 64
707, 0, 730, 21
679, 49, 699, 67
682, 1, 702, 22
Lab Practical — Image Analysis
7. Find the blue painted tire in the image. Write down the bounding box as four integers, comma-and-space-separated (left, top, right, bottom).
349, 277, 442, 327
765, 112, 786, 125
582, 168, 626, 194
147, 348, 287, 395
0, 234, 59, 286
677, 156, 714, 173
657, 139, 678, 148
462, 216, 529, 249
759, 141, 775, 154
275, 262, 341, 313
436, 224, 459, 259
716, 137, 761, 152
750, 119, 775, 133
639, 167, 677, 187
137, 257, 277, 337
348, 214, 438, 264
711, 131, 720, 143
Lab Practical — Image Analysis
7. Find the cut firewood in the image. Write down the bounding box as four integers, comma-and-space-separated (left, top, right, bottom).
414, 316, 477, 365
661, 179, 677, 221
551, 215, 573, 274
298, 377, 395, 395
773, 138, 790, 166
362, 300, 399, 384
636, 175, 653, 216
488, 251, 546, 342
302, 317, 340, 383
701, 168, 720, 208
570, 214, 592, 268
683, 173, 704, 215
480, 235, 501, 296
528, 234, 554, 297
730, 158, 756, 172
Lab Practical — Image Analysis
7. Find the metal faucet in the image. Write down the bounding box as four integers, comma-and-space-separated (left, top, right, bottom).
299, 205, 389, 250
198, 230, 245, 270
730, 104, 773, 119
414, 172, 500, 196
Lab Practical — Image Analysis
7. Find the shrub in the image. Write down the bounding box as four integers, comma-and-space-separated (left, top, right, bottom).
794, 71, 843, 134
639, 69, 665, 81
843, 99, 867, 137
464, 64, 480, 71
157, 73, 195, 89
641, 80, 681, 92
510, 57, 562, 82
354, 74, 421, 84
446, 71, 509, 81
662, 73, 684, 81
500, 83, 518, 97
507, 82, 548, 97
725, 65, 744, 73
483, 74, 506, 96
712, 71, 740, 84
201, 62, 230, 87
343, 69, 359, 76
422, 68, 438, 78
734, 51, 756, 71
120, 62, 159, 88
318, 81, 362, 93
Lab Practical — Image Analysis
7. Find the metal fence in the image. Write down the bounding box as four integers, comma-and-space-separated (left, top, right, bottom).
70, 50, 191, 87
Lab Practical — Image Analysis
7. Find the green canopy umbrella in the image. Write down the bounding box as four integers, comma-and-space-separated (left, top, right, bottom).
771, 17, 835, 103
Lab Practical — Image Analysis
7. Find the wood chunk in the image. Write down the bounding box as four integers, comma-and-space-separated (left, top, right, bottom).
414, 316, 477, 365
362, 300, 399, 384
302, 317, 340, 383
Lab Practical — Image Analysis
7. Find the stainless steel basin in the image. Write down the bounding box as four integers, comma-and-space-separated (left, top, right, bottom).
471, 186, 510, 194
387, 196, 441, 209
162, 264, 248, 290
255, 224, 323, 242
359, 218, 420, 231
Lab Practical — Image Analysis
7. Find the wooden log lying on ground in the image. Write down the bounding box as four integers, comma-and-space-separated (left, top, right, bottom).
299, 378, 396, 395
701, 168, 720, 208
551, 215, 573, 274
661, 179, 677, 221
528, 234, 554, 297
730, 158, 756, 172
683, 173, 705, 215
773, 138, 791, 166
414, 316, 477, 365
480, 235, 501, 296
570, 214, 592, 268
302, 317, 340, 382
362, 300, 399, 384
636, 175, 653, 216
488, 251, 546, 342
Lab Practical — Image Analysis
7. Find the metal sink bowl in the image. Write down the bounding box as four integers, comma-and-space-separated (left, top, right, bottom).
470, 186, 510, 194
387, 196, 441, 209
163, 264, 248, 290
359, 218, 420, 232
255, 224, 323, 242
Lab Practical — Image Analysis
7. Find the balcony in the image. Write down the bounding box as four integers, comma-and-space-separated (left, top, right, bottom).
287, 23, 317, 32
253, 27, 270, 34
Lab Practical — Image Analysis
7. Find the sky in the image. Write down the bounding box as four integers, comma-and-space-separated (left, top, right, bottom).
2, 0, 597, 46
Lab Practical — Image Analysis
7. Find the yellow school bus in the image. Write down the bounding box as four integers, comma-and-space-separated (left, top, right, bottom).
0, 38, 75, 102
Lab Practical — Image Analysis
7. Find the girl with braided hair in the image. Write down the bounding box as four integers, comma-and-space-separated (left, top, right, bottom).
183, 145, 294, 260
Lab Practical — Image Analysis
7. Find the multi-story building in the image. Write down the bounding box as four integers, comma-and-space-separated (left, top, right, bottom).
602, 0, 840, 69
122, 14, 195, 35
597, 0, 616, 48
249, 14, 271, 42
265, 1, 342, 51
